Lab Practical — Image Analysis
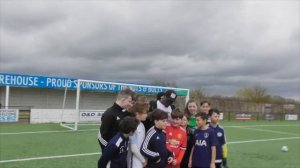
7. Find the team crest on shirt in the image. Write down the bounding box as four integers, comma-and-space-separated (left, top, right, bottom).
119, 146, 126, 153
204, 133, 209, 138
217, 132, 223, 137
156, 136, 160, 140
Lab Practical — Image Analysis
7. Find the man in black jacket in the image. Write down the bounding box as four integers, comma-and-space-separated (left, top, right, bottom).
144, 89, 177, 131
98, 89, 136, 151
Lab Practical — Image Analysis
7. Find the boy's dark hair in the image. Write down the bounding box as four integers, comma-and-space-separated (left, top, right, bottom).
195, 112, 208, 120
149, 109, 168, 121
208, 108, 220, 116
119, 117, 139, 134
200, 100, 211, 106
171, 108, 184, 119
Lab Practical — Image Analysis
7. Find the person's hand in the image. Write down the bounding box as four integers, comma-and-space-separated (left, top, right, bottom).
188, 160, 192, 168
142, 159, 147, 167
167, 157, 174, 164
171, 159, 177, 166
210, 162, 215, 168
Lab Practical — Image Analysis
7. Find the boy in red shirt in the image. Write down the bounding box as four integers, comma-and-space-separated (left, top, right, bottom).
165, 108, 187, 168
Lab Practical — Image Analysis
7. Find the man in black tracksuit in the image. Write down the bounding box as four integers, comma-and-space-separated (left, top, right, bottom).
98, 89, 136, 151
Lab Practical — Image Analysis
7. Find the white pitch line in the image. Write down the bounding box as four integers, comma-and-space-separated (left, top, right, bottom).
1, 136, 299, 164
1, 124, 298, 135
232, 126, 300, 136
0, 152, 101, 163
224, 124, 300, 128
0, 129, 98, 135
228, 136, 300, 144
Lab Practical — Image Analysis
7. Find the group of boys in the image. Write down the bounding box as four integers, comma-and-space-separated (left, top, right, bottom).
97, 89, 228, 168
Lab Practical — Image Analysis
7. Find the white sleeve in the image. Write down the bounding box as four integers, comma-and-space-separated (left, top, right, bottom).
130, 143, 146, 163
129, 133, 138, 144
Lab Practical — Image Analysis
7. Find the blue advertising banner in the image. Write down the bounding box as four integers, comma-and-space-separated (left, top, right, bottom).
0, 73, 188, 96
0, 73, 77, 89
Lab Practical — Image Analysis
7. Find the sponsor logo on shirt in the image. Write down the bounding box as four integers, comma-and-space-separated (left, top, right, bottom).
195, 139, 207, 147
169, 139, 180, 147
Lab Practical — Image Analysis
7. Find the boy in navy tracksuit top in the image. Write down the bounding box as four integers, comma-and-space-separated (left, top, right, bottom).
98, 117, 139, 168
141, 109, 174, 168
208, 109, 228, 168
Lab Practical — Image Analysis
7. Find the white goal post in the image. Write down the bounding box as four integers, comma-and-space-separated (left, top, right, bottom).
61, 79, 190, 130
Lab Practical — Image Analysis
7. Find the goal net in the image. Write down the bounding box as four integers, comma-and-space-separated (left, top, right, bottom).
59, 82, 107, 130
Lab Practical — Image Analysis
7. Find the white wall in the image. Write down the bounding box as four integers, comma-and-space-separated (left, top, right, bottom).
0, 87, 5, 107
0, 87, 117, 109
30, 109, 76, 123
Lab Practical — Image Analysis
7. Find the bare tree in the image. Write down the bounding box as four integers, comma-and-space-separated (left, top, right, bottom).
235, 84, 271, 103
189, 88, 207, 100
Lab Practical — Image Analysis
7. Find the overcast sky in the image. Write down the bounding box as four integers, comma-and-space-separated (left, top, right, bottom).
0, 1, 299, 100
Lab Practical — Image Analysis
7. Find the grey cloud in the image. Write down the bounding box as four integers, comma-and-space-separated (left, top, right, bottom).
0, 1, 299, 100
0, 1, 66, 33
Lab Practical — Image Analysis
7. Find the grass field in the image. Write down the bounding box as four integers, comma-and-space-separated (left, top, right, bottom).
0, 121, 299, 168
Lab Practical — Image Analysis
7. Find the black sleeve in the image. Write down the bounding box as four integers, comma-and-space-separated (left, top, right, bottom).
149, 100, 157, 112
98, 143, 118, 167
190, 132, 195, 147
142, 117, 154, 133
100, 112, 116, 141
141, 133, 160, 162
171, 104, 176, 110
